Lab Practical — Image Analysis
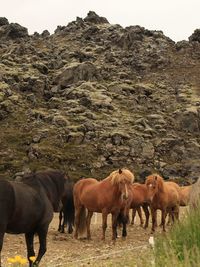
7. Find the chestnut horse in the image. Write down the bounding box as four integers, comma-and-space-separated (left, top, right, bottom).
145, 174, 180, 233
130, 183, 150, 228
180, 185, 192, 206
167, 184, 192, 225
73, 168, 134, 241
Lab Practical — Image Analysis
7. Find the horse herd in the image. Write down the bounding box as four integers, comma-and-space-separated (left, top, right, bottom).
0, 168, 192, 266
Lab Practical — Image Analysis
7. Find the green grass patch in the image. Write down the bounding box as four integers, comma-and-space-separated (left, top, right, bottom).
155, 206, 200, 267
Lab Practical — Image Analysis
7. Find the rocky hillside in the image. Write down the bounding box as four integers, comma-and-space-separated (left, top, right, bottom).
0, 12, 200, 182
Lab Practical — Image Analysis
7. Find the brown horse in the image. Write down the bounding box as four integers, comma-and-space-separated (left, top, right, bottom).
166, 184, 192, 225
180, 185, 192, 206
145, 174, 180, 233
73, 168, 134, 241
189, 178, 200, 209
0, 170, 66, 267
130, 183, 150, 228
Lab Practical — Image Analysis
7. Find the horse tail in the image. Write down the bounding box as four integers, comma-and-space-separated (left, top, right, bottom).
77, 206, 87, 236
63, 196, 75, 232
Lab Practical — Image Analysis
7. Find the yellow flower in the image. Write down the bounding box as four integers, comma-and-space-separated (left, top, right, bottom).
29, 256, 36, 262
14, 255, 22, 262
19, 258, 28, 265
7, 257, 17, 263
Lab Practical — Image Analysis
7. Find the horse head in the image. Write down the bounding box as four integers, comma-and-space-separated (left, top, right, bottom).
36, 170, 66, 212
145, 173, 164, 202
111, 168, 134, 201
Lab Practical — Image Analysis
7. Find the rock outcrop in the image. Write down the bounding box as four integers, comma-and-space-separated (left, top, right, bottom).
0, 11, 200, 183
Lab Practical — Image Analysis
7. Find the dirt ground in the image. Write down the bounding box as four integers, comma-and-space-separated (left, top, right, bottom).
2, 209, 187, 267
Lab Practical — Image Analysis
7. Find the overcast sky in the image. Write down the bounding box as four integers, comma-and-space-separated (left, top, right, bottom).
1, 0, 200, 41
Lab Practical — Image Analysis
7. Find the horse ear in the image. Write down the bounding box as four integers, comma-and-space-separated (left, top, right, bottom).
119, 169, 122, 174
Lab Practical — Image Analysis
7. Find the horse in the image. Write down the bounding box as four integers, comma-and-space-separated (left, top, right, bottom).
58, 178, 75, 234
73, 168, 134, 241
166, 184, 192, 225
189, 178, 200, 209
0, 170, 66, 267
180, 185, 192, 206
130, 183, 150, 229
145, 174, 180, 233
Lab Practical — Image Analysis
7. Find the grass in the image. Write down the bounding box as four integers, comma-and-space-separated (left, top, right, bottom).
155, 206, 200, 267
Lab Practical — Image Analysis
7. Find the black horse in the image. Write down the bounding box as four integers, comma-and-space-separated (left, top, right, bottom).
0, 170, 66, 267
58, 178, 75, 234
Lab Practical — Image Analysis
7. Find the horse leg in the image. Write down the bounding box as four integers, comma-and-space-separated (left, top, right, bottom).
58, 210, 62, 232
137, 207, 144, 226
61, 210, 65, 233
161, 209, 166, 232
101, 210, 108, 241
167, 212, 172, 226
0, 231, 5, 267
68, 223, 73, 234
111, 213, 118, 241
154, 210, 158, 227
143, 204, 150, 229
173, 205, 179, 223
58, 210, 65, 233
150, 207, 157, 233
131, 208, 136, 225
25, 232, 35, 267
74, 207, 81, 239
121, 212, 129, 238
86, 211, 93, 240
160, 211, 168, 227
34, 226, 48, 266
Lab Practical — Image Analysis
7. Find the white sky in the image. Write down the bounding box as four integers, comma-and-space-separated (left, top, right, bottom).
1, 0, 200, 41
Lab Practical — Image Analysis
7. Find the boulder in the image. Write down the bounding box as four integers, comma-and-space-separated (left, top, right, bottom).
0, 17, 9, 26
189, 29, 200, 43
0, 23, 28, 39
55, 62, 99, 87
84, 11, 109, 24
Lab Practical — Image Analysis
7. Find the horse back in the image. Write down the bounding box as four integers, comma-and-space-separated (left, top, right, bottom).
74, 178, 120, 212
180, 185, 192, 206
131, 183, 148, 206
74, 178, 98, 195
164, 183, 180, 207
166, 181, 181, 192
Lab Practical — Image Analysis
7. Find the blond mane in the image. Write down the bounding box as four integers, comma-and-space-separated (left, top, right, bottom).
107, 168, 134, 185
146, 173, 164, 192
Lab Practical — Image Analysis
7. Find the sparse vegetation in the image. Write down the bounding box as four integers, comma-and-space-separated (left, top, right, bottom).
155, 206, 200, 267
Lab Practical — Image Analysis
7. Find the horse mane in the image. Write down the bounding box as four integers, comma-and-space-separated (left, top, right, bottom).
155, 174, 165, 192
108, 168, 134, 185
21, 173, 40, 187
21, 169, 66, 211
